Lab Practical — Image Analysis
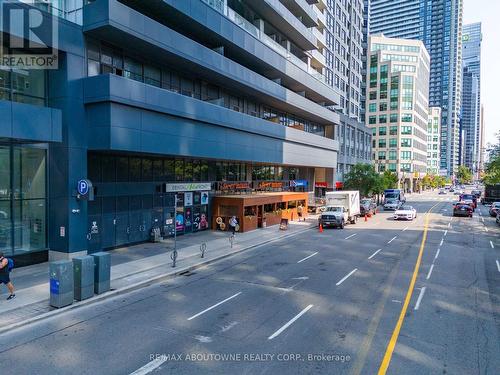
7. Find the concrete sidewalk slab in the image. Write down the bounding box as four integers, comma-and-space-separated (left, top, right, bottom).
0, 218, 316, 334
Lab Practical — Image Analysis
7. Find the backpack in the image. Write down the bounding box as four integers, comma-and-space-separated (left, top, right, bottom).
7, 258, 14, 272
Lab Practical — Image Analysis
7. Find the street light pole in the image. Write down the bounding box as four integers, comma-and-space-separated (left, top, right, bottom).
171, 194, 178, 267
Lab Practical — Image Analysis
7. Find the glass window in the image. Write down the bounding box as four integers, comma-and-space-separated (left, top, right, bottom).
389, 138, 397, 148
124, 57, 143, 82
389, 126, 398, 135
129, 158, 142, 182
379, 115, 387, 123
175, 159, 184, 181
401, 138, 412, 147
369, 116, 377, 125
369, 103, 377, 112
116, 157, 129, 182
401, 114, 412, 122
144, 65, 161, 87
390, 113, 398, 123
401, 126, 412, 135
379, 126, 387, 136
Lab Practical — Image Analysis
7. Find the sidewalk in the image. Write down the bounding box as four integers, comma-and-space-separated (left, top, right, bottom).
0, 217, 317, 333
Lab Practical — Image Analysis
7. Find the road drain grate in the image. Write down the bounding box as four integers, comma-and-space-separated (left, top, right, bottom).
179, 270, 196, 277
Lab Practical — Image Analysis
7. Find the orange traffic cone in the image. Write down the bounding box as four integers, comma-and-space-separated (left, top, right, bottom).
319, 223, 323, 233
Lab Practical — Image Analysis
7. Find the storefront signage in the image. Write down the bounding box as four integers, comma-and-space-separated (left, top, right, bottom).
335, 182, 343, 189
218, 182, 251, 191
185, 192, 193, 206
164, 182, 212, 192
256, 181, 284, 189
290, 180, 308, 187
315, 182, 328, 188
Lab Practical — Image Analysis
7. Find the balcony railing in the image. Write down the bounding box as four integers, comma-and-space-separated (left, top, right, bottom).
200, 0, 329, 88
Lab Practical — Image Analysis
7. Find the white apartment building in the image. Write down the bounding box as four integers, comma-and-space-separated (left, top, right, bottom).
427, 107, 441, 175
366, 34, 430, 192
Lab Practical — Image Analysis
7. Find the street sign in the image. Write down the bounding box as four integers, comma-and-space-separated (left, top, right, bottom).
77, 179, 89, 195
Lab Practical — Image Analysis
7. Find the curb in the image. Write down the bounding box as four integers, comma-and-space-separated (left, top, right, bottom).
0, 224, 315, 335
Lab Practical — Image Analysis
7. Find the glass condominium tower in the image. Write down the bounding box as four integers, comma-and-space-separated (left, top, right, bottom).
368, 0, 464, 176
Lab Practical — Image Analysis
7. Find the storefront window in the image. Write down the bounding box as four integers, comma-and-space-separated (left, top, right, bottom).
0, 145, 47, 255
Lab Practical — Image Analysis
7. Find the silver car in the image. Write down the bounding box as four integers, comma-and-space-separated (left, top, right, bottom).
384, 199, 401, 211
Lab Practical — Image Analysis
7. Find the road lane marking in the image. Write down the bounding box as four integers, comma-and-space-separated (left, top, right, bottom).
368, 249, 382, 260
377, 203, 437, 375
297, 252, 318, 263
130, 356, 168, 375
402, 226, 409, 232
481, 217, 484, 222
387, 236, 397, 244
268, 304, 313, 340
444, 230, 448, 236
336, 269, 358, 286
414, 287, 427, 310
496, 260, 500, 273
187, 292, 242, 321
491, 241, 495, 249
434, 248, 440, 260
345, 233, 357, 240
485, 227, 489, 232
426, 265, 434, 280
439, 239, 444, 246
448, 222, 451, 228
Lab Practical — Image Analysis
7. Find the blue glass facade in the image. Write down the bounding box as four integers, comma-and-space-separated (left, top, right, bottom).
1, 0, 345, 263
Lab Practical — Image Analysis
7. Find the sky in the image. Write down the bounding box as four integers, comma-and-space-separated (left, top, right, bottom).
463, 0, 500, 148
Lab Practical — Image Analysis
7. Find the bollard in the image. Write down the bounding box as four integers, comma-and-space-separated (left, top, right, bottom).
171, 249, 178, 267
50, 260, 74, 308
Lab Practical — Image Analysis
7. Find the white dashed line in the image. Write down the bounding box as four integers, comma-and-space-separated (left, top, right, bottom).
268, 304, 314, 340
130, 356, 169, 375
388, 236, 397, 244
448, 222, 451, 228
368, 248, 382, 260
187, 292, 242, 320
485, 227, 489, 232
336, 269, 358, 286
490, 241, 495, 249
344, 233, 357, 240
444, 230, 448, 236
297, 252, 319, 263
496, 260, 500, 273
414, 287, 426, 310
426, 264, 434, 280
439, 239, 444, 247
434, 248, 440, 259
481, 217, 484, 222
402, 226, 409, 232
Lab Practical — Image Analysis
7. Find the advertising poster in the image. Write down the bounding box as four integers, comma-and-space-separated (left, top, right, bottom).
175, 207, 184, 232
185, 192, 193, 207
184, 207, 192, 232
201, 191, 209, 205
192, 208, 200, 232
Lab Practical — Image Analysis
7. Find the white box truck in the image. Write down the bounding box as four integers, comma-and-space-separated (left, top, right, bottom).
319, 191, 361, 228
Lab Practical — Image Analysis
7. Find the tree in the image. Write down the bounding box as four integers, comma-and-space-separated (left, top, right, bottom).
456, 166, 473, 184
343, 163, 380, 197
381, 170, 398, 190
482, 132, 500, 185
421, 174, 433, 190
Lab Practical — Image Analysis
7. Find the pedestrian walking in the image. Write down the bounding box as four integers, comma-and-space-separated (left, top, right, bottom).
0, 252, 15, 300
229, 216, 238, 235
297, 204, 304, 221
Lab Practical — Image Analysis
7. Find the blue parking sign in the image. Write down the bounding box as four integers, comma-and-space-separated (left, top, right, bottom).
77, 179, 89, 196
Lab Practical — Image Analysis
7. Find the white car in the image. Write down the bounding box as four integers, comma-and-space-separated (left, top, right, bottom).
394, 205, 417, 220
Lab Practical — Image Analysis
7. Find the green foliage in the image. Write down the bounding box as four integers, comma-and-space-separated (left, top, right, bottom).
343, 163, 380, 197
483, 132, 500, 185
456, 165, 473, 184
381, 170, 398, 190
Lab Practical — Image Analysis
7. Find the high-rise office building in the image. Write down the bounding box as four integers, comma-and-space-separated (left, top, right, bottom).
461, 22, 482, 176
366, 35, 430, 192
368, 0, 464, 176
427, 107, 441, 175
315, 0, 372, 186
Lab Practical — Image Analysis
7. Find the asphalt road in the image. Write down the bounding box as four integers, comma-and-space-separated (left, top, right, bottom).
0, 191, 498, 375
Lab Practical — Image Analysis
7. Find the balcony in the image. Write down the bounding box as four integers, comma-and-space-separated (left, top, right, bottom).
279, 0, 318, 28
313, 27, 326, 48
313, 6, 326, 27
308, 48, 326, 69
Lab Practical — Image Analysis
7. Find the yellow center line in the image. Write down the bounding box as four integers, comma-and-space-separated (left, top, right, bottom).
377, 203, 438, 375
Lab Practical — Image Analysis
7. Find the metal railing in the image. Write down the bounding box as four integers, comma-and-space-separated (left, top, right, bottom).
200, 0, 330, 87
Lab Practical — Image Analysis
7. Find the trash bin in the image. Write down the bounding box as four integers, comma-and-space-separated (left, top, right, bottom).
91, 252, 110, 294
50, 260, 74, 308
73, 256, 94, 301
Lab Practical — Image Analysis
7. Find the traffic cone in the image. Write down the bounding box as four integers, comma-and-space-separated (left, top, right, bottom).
319, 223, 323, 233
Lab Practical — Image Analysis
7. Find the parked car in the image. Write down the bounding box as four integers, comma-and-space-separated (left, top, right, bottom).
319, 206, 347, 229
471, 190, 482, 199
496, 212, 500, 226
489, 202, 500, 217
453, 203, 473, 217
393, 205, 417, 220
360, 198, 377, 216
439, 188, 446, 195
384, 198, 401, 211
